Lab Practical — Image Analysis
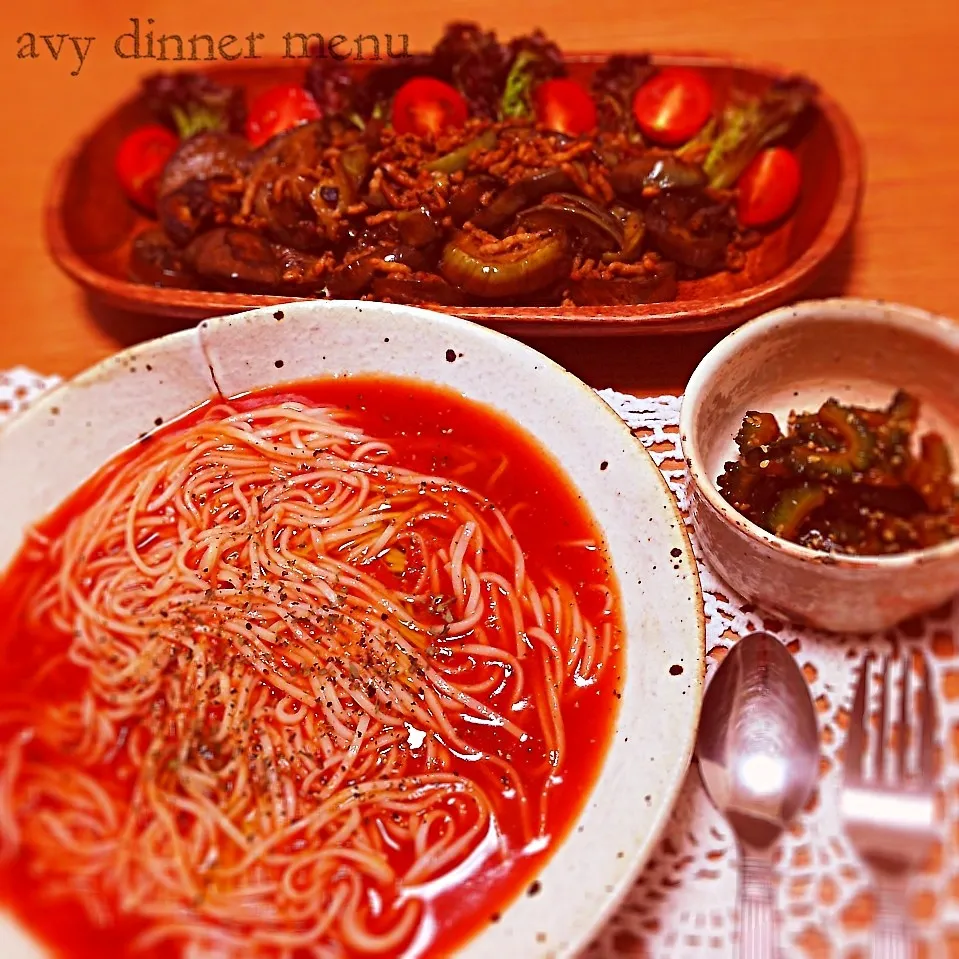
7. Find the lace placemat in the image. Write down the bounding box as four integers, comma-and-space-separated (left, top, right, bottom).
1, 368, 956, 959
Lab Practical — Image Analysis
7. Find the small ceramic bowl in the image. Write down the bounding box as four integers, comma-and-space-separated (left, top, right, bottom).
679, 297, 959, 634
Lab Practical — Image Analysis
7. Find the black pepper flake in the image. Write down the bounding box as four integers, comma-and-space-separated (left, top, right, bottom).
274, 310, 284, 320
154, 417, 163, 427
274, 360, 285, 369
669, 664, 683, 676
600, 461, 608, 471
445, 349, 456, 363
670, 547, 682, 558
527, 880, 542, 897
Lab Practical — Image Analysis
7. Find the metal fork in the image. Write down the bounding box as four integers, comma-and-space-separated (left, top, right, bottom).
840, 652, 939, 959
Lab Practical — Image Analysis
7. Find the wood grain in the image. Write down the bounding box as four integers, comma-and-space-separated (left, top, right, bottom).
2, 0, 959, 389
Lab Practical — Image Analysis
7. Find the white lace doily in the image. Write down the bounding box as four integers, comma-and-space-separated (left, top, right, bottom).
1, 369, 956, 958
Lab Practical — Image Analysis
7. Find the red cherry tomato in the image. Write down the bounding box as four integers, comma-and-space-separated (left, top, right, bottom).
246, 83, 322, 147
631, 68, 714, 146
391, 77, 468, 138
533, 78, 598, 136
115, 124, 179, 212
737, 147, 802, 227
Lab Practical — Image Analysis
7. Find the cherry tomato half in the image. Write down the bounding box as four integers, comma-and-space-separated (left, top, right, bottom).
533, 78, 598, 136
391, 77, 468, 138
246, 83, 322, 148
115, 124, 180, 213
631, 68, 713, 146
737, 147, 802, 227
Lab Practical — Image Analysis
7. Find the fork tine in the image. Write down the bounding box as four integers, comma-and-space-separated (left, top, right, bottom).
919, 651, 937, 782
876, 655, 890, 781
896, 652, 910, 782
845, 653, 870, 783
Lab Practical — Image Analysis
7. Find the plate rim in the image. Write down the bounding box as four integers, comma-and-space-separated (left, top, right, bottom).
0, 300, 705, 958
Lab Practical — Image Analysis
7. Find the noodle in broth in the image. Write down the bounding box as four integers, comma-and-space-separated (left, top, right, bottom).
0, 379, 622, 958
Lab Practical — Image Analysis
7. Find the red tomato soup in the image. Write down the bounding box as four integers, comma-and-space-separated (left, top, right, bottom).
0, 376, 624, 959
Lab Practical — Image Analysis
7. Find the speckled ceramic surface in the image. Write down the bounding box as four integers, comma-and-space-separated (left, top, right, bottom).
0, 300, 704, 959
680, 297, 959, 634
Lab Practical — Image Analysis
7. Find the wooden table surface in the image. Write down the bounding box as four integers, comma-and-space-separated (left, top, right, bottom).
1, 0, 958, 392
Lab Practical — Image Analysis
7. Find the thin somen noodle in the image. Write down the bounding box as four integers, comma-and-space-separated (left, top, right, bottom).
0, 381, 622, 958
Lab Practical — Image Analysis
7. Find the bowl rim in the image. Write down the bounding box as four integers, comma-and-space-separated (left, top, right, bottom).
679, 296, 959, 569
0, 299, 706, 959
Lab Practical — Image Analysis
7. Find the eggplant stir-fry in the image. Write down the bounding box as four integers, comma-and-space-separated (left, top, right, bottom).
119, 23, 815, 306
717, 392, 959, 555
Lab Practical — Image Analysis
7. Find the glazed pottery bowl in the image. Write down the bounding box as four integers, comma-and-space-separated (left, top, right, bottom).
680, 297, 959, 634
0, 299, 704, 958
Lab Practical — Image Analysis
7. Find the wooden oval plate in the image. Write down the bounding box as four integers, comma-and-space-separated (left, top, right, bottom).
45, 52, 863, 337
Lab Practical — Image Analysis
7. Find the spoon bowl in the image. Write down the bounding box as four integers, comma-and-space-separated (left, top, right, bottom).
697, 632, 820, 844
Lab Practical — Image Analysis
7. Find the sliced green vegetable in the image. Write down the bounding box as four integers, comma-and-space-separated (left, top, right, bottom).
425, 129, 498, 174
602, 210, 645, 264
735, 411, 782, 453
884, 389, 920, 445
819, 401, 876, 468
909, 433, 954, 512
789, 400, 875, 477
439, 230, 569, 298
717, 460, 759, 510
791, 412, 841, 451
675, 117, 718, 159
716, 390, 958, 556
766, 484, 827, 540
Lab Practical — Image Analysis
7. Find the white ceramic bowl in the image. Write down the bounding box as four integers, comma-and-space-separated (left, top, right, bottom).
680, 297, 959, 634
0, 300, 704, 959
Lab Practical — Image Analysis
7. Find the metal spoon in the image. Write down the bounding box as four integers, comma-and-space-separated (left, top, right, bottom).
696, 632, 820, 959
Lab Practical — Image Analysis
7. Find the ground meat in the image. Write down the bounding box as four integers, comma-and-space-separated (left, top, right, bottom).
569, 252, 664, 281
143, 112, 739, 305
465, 127, 612, 202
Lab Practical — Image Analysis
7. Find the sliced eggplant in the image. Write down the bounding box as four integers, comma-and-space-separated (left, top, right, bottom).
184, 228, 326, 294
